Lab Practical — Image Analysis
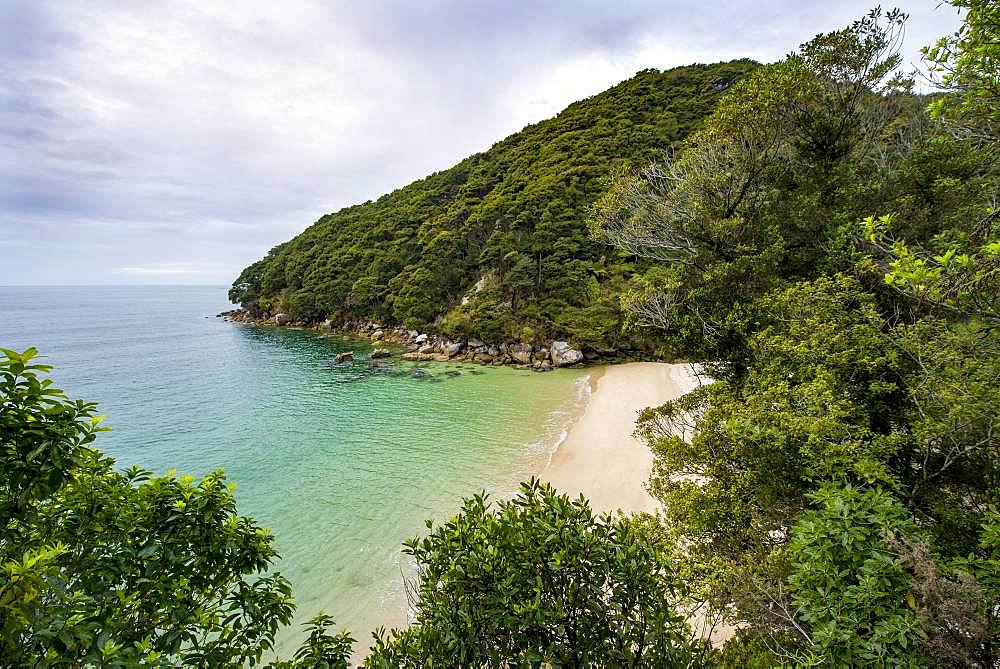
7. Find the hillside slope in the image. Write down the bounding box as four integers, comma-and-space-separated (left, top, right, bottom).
230, 60, 757, 351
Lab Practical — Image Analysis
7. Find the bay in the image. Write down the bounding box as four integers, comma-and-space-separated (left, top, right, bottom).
0, 285, 588, 651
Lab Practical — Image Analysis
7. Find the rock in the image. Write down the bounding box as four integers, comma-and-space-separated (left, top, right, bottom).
333, 351, 354, 364
415, 333, 429, 344
321, 319, 335, 330
410, 368, 429, 379
468, 338, 484, 349
408, 330, 419, 339
550, 341, 584, 367
534, 348, 549, 362
274, 313, 293, 325
532, 361, 553, 372
371, 348, 392, 359
584, 351, 600, 361
473, 353, 494, 364
402, 352, 436, 362
373, 329, 384, 340
507, 343, 533, 365
418, 344, 436, 354
445, 370, 461, 377
445, 342, 464, 357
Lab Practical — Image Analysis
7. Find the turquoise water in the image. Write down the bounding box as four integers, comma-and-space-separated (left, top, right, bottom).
0, 286, 589, 652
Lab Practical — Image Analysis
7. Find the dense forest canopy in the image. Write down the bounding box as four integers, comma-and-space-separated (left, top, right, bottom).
592, 4, 1000, 665
229, 61, 757, 351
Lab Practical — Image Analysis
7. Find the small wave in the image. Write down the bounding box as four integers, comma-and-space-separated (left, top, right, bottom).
508, 371, 595, 490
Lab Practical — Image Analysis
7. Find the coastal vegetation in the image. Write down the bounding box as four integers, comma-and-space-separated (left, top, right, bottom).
4, 1, 999, 666
229, 60, 757, 354
594, 4, 1000, 665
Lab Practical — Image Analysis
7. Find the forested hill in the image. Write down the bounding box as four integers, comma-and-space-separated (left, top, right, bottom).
229, 60, 757, 351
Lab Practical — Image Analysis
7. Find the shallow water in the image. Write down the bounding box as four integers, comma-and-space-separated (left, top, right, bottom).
0, 285, 588, 652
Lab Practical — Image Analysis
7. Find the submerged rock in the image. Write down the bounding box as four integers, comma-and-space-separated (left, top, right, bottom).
333, 351, 354, 364
401, 352, 435, 362
371, 348, 392, 359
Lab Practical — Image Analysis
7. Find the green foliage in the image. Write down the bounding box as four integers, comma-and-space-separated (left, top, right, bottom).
610, 7, 1000, 666
366, 479, 707, 667
924, 0, 1000, 136
787, 484, 925, 665
592, 9, 917, 366
0, 348, 353, 667
230, 61, 759, 350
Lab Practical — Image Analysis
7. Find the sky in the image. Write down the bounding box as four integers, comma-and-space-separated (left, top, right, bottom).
1, 1, 964, 286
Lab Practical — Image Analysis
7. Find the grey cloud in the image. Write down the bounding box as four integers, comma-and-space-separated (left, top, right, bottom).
0, 0, 962, 285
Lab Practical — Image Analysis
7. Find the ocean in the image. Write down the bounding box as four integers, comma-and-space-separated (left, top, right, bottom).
0, 285, 589, 653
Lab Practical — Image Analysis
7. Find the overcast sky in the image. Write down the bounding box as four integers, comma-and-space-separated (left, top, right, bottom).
1, 1, 963, 285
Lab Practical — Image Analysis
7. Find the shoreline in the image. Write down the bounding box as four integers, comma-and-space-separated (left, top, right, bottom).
541, 362, 703, 514
218, 310, 658, 371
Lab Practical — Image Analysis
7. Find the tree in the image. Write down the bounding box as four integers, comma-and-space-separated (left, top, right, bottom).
600, 6, 1000, 665
591, 9, 913, 367
366, 479, 708, 668
924, 0, 1000, 137
0, 348, 353, 667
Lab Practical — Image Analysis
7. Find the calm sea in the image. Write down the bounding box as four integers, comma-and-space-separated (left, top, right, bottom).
0, 285, 588, 652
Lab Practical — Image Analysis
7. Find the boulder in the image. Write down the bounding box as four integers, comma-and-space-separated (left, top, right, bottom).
274, 313, 293, 325
333, 351, 354, 364
415, 333, 429, 344
402, 352, 435, 362
418, 344, 436, 354
468, 338, 484, 349
507, 343, 533, 365
550, 341, 583, 367
445, 342, 464, 357
371, 348, 392, 359
372, 329, 384, 340
408, 330, 419, 339
473, 353, 494, 364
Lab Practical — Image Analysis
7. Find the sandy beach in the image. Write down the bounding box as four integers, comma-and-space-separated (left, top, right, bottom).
542, 362, 703, 514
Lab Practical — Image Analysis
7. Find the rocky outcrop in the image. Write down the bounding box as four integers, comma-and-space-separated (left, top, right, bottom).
218, 310, 613, 369
550, 341, 584, 367
507, 343, 533, 365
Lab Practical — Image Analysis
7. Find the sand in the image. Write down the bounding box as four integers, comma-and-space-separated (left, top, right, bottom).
541, 362, 704, 514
